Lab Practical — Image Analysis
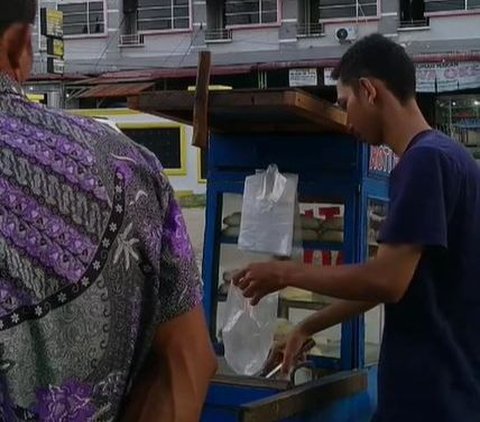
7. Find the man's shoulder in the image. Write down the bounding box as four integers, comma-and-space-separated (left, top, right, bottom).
30, 103, 151, 158
1, 98, 162, 180
413, 130, 469, 158
402, 130, 473, 173
42, 104, 120, 140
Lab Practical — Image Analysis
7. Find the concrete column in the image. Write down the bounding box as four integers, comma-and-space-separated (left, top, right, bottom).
192, 0, 207, 48
279, 0, 299, 48
105, 0, 122, 61
378, 0, 400, 37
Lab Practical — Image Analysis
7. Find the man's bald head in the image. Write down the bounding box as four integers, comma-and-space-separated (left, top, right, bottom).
0, 0, 37, 82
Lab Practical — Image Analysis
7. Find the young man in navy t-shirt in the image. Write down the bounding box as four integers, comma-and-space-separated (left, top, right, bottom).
233, 34, 480, 421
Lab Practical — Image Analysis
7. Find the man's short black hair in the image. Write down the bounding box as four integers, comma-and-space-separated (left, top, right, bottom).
0, 0, 37, 36
332, 33, 416, 103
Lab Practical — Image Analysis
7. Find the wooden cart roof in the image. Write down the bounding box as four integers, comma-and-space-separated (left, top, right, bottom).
128, 89, 349, 134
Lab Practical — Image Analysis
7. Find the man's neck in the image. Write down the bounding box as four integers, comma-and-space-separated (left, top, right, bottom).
382, 100, 431, 157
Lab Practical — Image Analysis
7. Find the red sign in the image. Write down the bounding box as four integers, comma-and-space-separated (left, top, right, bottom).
303, 207, 344, 267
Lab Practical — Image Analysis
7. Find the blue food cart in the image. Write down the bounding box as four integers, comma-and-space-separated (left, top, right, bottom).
130, 88, 395, 421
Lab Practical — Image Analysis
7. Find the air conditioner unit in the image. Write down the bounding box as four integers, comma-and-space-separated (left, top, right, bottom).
335, 27, 358, 43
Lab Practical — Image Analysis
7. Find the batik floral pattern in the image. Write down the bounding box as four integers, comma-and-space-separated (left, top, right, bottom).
35, 381, 95, 422
163, 200, 194, 260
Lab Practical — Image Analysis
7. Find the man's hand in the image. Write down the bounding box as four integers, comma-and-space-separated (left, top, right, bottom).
232, 261, 294, 305
265, 328, 311, 375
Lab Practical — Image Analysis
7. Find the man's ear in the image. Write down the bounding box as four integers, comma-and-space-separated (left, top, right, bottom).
3, 23, 31, 78
358, 77, 377, 106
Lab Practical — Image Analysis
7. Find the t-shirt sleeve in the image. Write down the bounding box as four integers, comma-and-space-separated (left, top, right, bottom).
379, 146, 456, 248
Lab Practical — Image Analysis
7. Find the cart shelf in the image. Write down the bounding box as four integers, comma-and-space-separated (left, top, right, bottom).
217, 292, 331, 312
220, 235, 343, 252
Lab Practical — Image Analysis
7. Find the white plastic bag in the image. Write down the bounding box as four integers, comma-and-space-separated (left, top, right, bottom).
238, 165, 298, 257
222, 284, 279, 376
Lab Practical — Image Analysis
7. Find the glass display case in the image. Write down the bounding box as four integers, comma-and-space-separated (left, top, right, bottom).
364, 199, 388, 364
201, 135, 393, 382
215, 194, 347, 362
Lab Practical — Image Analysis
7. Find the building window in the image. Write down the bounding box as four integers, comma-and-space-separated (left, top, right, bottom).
197, 148, 208, 183
318, 0, 377, 20
425, 0, 480, 13
120, 126, 186, 173
225, 0, 278, 26
400, 0, 429, 27
298, 0, 324, 36
59, 1, 105, 36
137, 0, 190, 31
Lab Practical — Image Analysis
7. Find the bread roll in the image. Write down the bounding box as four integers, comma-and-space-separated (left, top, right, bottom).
281, 287, 314, 301
320, 217, 344, 231
318, 230, 344, 243
222, 212, 322, 230
300, 229, 319, 241
223, 212, 241, 227
222, 226, 240, 238
299, 215, 322, 230
274, 318, 295, 342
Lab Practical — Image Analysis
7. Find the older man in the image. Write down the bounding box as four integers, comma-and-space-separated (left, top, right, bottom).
0, 1, 216, 420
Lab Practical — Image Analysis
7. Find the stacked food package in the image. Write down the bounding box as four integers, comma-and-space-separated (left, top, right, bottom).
219, 212, 344, 303
221, 212, 344, 244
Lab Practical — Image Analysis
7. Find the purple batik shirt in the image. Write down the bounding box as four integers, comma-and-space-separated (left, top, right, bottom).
0, 73, 202, 421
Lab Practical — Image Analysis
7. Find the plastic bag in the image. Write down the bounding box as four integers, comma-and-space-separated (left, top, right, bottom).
238, 164, 299, 257
222, 283, 279, 376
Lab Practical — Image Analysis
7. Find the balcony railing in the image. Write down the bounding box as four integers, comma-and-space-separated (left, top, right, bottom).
205, 29, 233, 43
119, 34, 145, 47
399, 18, 430, 29
297, 23, 325, 38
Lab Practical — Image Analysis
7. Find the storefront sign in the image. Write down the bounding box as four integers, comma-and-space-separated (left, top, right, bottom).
289, 68, 318, 87
40, 9, 64, 39
47, 38, 65, 58
416, 62, 480, 93
416, 63, 437, 93
47, 58, 64, 75
323, 68, 336, 86
369, 145, 398, 176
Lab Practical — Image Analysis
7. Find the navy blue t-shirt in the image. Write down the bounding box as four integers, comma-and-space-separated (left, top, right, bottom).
375, 130, 480, 421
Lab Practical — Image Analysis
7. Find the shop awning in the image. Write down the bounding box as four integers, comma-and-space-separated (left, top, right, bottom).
78, 82, 155, 99
71, 65, 255, 87
129, 88, 349, 134
454, 121, 480, 131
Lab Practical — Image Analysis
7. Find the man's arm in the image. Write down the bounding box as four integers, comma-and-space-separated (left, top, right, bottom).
123, 306, 217, 422
235, 147, 453, 306
298, 300, 378, 337
236, 244, 422, 305
285, 244, 421, 303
